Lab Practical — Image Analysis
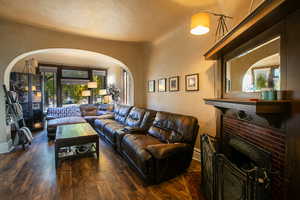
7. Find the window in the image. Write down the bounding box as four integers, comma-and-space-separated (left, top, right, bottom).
41, 71, 57, 111
40, 65, 107, 107
123, 70, 129, 105
61, 79, 89, 106
92, 70, 107, 103
62, 69, 89, 79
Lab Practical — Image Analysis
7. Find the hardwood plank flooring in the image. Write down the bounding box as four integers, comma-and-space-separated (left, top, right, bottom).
0, 130, 205, 200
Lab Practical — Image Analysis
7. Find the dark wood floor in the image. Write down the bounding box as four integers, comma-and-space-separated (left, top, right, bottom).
0, 130, 204, 200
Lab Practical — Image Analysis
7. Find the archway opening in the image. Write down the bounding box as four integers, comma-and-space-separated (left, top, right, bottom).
4, 48, 134, 106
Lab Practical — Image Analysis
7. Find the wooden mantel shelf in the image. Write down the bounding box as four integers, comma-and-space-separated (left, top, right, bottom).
204, 98, 291, 114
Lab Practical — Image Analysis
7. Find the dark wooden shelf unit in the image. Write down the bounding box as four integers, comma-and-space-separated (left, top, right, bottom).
204, 98, 291, 114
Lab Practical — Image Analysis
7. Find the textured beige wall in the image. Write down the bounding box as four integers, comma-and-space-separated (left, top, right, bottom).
0, 18, 147, 148
144, 21, 218, 150
143, 0, 263, 149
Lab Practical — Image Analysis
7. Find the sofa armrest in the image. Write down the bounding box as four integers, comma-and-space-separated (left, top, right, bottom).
146, 143, 190, 159
123, 126, 146, 133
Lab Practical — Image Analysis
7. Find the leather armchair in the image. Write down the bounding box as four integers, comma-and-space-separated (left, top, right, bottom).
119, 111, 199, 183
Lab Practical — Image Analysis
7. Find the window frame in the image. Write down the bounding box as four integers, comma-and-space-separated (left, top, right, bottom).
38, 63, 107, 106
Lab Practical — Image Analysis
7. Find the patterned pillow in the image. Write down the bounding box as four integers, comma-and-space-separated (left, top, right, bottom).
46, 105, 81, 119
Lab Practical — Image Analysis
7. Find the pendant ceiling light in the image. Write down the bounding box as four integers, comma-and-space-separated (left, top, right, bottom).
190, 13, 210, 35
190, 12, 232, 40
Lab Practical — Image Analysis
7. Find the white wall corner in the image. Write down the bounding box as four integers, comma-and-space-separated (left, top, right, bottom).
192, 148, 201, 162
0, 139, 13, 154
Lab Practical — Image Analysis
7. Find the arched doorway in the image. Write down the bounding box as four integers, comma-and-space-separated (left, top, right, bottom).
4, 48, 135, 106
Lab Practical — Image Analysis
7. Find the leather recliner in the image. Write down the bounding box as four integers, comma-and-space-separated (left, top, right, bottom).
119, 111, 199, 183
94, 104, 133, 145
94, 105, 156, 148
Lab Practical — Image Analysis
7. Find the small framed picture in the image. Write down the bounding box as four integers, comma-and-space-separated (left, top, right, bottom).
148, 80, 155, 92
158, 78, 167, 92
185, 73, 199, 91
169, 76, 179, 92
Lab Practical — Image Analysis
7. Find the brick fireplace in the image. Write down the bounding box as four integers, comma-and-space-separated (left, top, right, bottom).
223, 117, 286, 200
202, 99, 289, 200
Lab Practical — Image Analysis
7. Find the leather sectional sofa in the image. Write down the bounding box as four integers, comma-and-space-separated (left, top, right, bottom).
46, 103, 199, 183
94, 105, 199, 183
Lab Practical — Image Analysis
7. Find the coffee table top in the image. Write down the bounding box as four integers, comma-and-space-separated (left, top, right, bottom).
56, 123, 97, 140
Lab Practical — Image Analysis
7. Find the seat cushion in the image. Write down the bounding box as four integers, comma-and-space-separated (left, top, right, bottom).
48, 116, 86, 128
94, 119, 116, 130
103, 122, 125, 144
121, 134, 162, 175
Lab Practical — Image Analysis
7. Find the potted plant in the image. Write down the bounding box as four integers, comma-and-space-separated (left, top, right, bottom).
107, 84, 120, 104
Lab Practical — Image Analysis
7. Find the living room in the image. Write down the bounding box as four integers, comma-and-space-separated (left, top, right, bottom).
0, 0, 299, 200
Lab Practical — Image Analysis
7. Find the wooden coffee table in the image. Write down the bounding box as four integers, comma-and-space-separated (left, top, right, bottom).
55, 123, 99, 168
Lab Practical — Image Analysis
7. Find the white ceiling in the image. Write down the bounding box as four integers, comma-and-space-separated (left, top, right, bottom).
252, 53, 280, 68
0, 0, 262, 42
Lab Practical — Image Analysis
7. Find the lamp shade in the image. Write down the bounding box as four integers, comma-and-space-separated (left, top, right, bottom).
82, 90, 91, 97
99, 89, 107, 96
103, 95, 112, 104
31, 86, 37, 91
88, 81, 97, 89
190, 13, 210, 35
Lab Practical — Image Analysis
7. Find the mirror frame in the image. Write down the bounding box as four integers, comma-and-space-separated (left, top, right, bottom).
222, 21, 287, 99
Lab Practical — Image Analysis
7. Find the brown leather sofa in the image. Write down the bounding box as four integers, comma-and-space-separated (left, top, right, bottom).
95, 110, 199, 183
94, 105, 156, 148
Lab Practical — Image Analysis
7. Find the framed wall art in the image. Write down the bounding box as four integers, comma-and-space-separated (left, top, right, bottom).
169, 76, 179, 92
185, 73, 199, 91
148, 80, 155, 92
158, 78, 167, 92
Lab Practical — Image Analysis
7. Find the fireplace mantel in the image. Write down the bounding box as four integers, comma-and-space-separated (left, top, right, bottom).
204, 98, 291, 115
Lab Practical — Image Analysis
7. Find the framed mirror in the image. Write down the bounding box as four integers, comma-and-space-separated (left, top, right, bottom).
225, 36, 280, 93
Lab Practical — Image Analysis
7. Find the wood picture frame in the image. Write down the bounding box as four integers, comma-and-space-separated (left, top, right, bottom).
169, 76, 179, 92
148, 80, 155, 92
158, 78, 167, 92
185, 73, 199, 91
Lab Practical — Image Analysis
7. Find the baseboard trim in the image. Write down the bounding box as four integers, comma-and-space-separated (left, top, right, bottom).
192, 148, 201, 162
0, 139, 13, 154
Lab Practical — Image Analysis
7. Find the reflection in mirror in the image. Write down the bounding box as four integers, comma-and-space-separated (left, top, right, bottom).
226, 37, 280, 93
